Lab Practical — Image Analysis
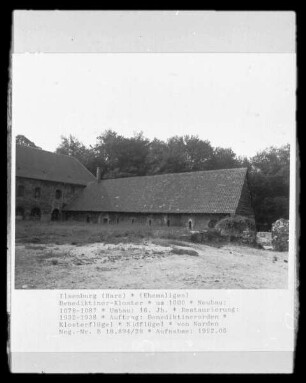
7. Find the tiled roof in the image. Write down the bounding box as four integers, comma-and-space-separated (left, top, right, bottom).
16, 145, 95, 185
64, 168, 248, 214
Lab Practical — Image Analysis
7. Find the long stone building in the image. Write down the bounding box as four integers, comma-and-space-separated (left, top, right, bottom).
16, 145, 254, 229
15, 144, 95, 221
63, 167, 254, 230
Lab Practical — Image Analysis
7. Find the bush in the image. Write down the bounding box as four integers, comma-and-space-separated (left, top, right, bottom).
190, 228, 227, 245
271, 218, 289, 251
215, 215, 256, 244
215, 215, 256, 234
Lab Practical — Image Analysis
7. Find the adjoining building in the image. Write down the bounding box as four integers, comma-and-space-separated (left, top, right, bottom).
63, 167, 254, 230
15, 144, 96, 221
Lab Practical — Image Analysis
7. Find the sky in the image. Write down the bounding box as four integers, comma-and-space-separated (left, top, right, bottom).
12, 53, 295, 158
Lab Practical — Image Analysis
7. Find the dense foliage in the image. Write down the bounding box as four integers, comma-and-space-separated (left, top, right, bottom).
215, 215, 257, 244
215, 215, 256, 234
17, 132, 290, 230
271, 218, 289, 252
248, 144, 290, 231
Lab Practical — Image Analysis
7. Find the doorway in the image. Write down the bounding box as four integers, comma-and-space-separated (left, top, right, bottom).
51, 209, 60, 221
31, 207, 41, 220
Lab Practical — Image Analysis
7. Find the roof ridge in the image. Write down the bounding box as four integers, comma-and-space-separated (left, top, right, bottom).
65, 166, 249, 213
101, 167, 248, 182
17, 144, 95, 179
16, 143, 83, 161
16, 144, 95, 184
72, 157, 96, 180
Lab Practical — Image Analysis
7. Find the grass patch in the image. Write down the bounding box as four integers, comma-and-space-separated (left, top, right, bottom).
36, 251, 68, 261
151, 239, 172, 247
24, 245, 47, 251
16, 221, 191, 246
151, 238, 192, 248
168, 240, 192, 248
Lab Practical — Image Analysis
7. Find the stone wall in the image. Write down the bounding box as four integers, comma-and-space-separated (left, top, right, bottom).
64, 211, 228, 230
256, 232, 273, 250
16, 177, 85, 221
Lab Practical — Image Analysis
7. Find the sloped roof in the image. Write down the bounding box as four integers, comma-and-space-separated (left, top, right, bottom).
64, 168, 248, 214
16, 145, 95, 185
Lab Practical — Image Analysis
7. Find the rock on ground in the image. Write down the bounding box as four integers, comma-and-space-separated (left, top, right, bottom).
271, 218, 289, 252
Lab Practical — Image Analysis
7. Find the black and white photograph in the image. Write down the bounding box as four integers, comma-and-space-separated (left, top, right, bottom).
8, 10, 297, 374
13, 31, 294, 291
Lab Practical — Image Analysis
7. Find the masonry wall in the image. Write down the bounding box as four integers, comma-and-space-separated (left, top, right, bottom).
235, 177, 255, 218
64, 211, 228, 230
16, 177, 85, 221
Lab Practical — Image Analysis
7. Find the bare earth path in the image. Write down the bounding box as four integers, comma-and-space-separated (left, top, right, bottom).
15, 239, 288, 289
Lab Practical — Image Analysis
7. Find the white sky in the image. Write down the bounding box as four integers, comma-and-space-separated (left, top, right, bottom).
12, 53, 295, 157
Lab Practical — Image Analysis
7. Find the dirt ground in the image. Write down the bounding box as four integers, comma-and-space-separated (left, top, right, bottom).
14, 222, 288, 289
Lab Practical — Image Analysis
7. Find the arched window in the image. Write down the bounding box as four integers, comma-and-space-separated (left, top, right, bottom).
30, 207, 41, 220
55, 189, 62, 199
16, 206, 24, 220
34, 187, 41, 199
17, 185, 25, 197
188, 220, 193, 230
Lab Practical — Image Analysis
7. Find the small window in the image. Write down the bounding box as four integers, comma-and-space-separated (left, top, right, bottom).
148, 219, 152, 226
34, 187, 41, 199
167, 219, 170, 227
131, 218, 134, 224
16, 206, 24, 220
188, 220, 192, 230
86, 216, 90, 223
55, 189, 62, 199
17, 185, 25, 197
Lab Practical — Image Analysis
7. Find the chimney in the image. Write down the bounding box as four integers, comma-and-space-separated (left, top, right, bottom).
96, 167, 101, 183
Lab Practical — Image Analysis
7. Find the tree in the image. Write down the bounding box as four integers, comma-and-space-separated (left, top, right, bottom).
184, 135, 214, 171
95, 130, 150, 178
162, 136, 189, 173
209, 147, 240, 170
248, 144, 290, 230
153, 135, 214, 174
237, 155, 251, 169
55, 135, 100, 176
56, 135, 86, 157
250, 144, 290, 176
16, 135, 40, 149
121, 132, 150, 176
145, 138, 168, 175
